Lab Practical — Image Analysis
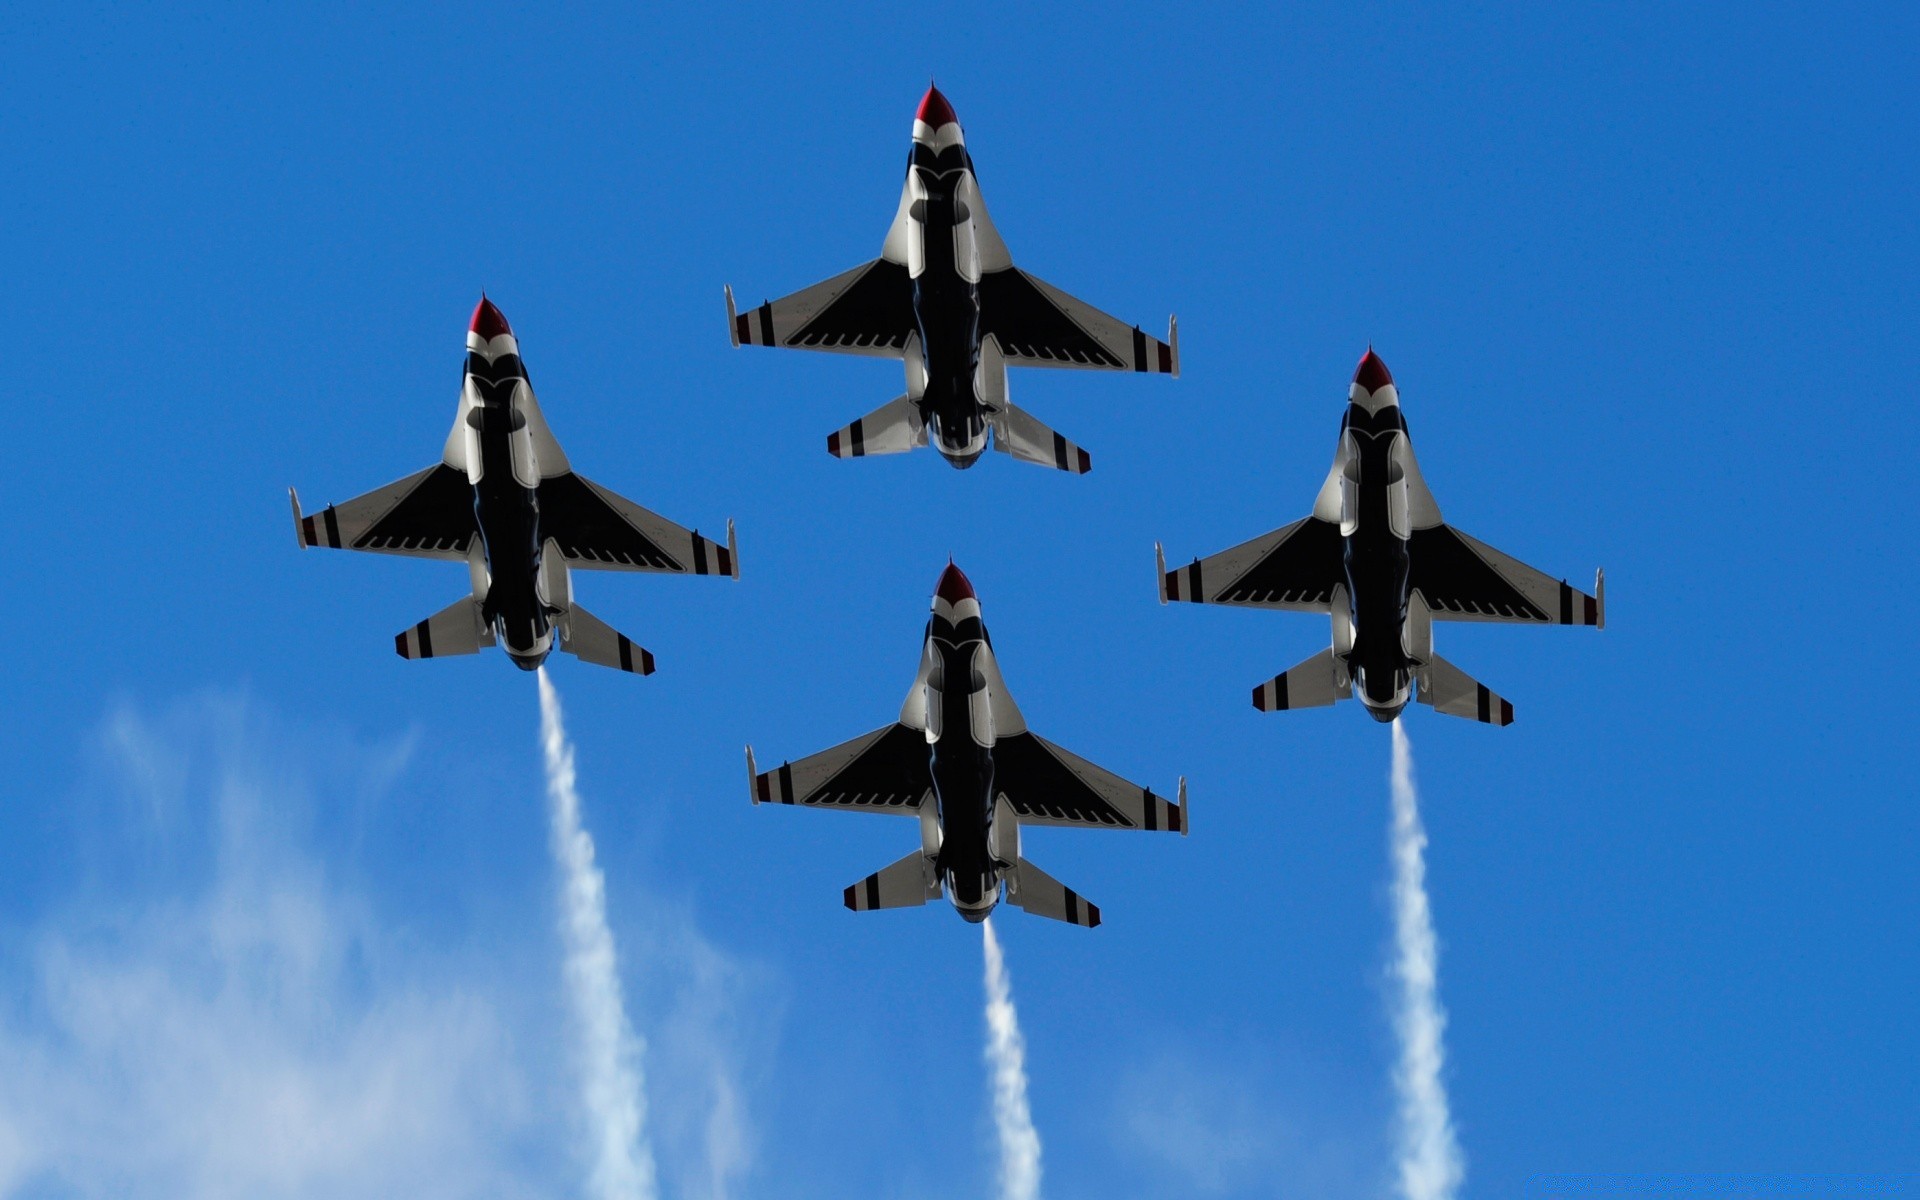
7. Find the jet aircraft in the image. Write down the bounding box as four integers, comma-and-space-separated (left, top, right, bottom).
725, 84, 1178, 472
292, 297, 738, 674
1158, 349, 1602, 725
747, 564, 1186, 927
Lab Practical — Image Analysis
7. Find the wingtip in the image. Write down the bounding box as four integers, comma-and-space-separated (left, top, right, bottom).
1177, 776, 1189, 837
727, 519, 740, 579
1595, 568, 1606, 630
745, 745, 759, 804
724, 285, 739, 347
288, 487, 305, 549
1168, 315, 1180, 378
1155, 542, 1168, 604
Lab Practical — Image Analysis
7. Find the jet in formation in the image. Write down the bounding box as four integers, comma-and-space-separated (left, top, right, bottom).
292, 297, 738, 674
1159, 349, 1602, 724
726, 84, 1178, 472
747, 564, 1186, 926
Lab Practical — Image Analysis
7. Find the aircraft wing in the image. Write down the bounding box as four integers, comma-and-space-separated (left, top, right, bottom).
1409, 525, 1602, 626
750, 724, 931, 815
537, 473, 736, 576
293, 465, 475, 560
993, 733, 1185, 833
727, 260, 915, 358
978, 268, 1176, 374
1160, 517, 1345, 611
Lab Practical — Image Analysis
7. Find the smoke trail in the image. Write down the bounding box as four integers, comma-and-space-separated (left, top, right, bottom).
538, 669, 657, 1200
982, 918, 1042, 1200
1387, 720, 1463, 1200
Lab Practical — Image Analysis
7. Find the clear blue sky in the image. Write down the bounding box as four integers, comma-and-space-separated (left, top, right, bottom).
0, 3, 1914, 1197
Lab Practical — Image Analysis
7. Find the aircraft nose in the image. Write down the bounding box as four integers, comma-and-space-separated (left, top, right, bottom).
916, 83, 959, 130
470, 295, 513, 340
1353, 347, 1394, 393
935, 562, 976, 605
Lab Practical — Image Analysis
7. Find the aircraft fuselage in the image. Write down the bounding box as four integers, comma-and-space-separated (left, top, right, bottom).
463, 346, 553, 671
905, 139, 991, 468
1339, 400, 1417, 721
922, 605, 1003, 920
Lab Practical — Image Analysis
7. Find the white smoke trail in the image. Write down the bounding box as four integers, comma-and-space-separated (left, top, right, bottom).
982, 918, 1042, 1200
1388, 720, 1464, 1200
538, 669, 657, 1200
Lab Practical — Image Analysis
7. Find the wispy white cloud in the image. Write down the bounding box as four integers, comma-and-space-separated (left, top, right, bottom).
1388, 721, 1464, 1200
1111, 1046, 1381, 1200
0, 689, 775, 1200
0, 694, 549, 1200
983, 918, 1041, 1200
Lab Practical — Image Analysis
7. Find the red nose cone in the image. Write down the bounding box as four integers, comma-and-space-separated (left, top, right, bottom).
470, 296, 512, 340
935, 562, 975, 604
917, 84, 958, 130
1353, 348, 1394, 393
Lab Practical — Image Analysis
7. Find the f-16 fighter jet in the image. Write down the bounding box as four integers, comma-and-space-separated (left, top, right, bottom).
1158, 349, 1602, 725
291, 297, 737, 674
724, 84, 1178, 472
746, 564, 1186, 927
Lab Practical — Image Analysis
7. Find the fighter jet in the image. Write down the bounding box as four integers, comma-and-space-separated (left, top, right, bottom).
746, 564, 1186, 927
725, 84, 1178, 472
291, 297, 738, 674
1158, 349, 1603, 725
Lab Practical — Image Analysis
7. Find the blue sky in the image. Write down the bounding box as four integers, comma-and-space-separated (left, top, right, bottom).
1, 2, 1916, 1196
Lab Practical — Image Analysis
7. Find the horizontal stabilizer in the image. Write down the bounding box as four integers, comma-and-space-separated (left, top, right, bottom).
1417, 654, 1514, 726
990, 403, 1091, 473
1006, 857, 1100, 928
844, 850, 940, 911
827, 394, 926, 459
1252, 647, 1350, 712
396, 596, 494, 660
560, 603, 654, 676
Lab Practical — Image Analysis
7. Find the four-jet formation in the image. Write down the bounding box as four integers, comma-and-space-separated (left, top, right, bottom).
1158, 349, 1603, 725
726, 84, 1178, 472
292, 297, 738, 674
747, 565, 1186, 927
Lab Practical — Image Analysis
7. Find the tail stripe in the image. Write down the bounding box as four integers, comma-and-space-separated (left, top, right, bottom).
864, 874, 881, 910
757, 303, 775, 346
322, 507, 342, 548
1131, 327, 1147, 373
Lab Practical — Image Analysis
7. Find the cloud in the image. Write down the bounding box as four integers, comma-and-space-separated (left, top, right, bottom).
0, 689, 774, 1200
1111, 1046, 1383, 1199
